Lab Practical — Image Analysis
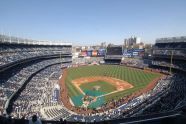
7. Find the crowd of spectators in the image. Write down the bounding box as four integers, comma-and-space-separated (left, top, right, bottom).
153, 42, 186, 49
153, 49, 186, 57
0, 58, 71, 115
72, 57, 104, 65
152, 60, 186, 71
141, 73, 186, 114
153, 42, 186, 58
0, 43, 71, 66
10, 63, 65, 119
120, 58, 145, 68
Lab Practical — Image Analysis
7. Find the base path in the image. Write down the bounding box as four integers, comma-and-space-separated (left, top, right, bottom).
72, 76, 133, 97
59, 69, 94, 114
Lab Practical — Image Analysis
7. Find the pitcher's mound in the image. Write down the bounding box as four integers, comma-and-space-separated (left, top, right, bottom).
93, 85, 101, 91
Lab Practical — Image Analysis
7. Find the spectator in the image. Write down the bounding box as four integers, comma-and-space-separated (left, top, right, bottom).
28, 115, 42, 124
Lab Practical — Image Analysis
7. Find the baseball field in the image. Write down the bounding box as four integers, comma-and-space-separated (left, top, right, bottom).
63, 65, 162, 109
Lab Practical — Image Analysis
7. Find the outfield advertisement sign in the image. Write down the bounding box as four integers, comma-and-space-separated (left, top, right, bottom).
123, 48, 145, 57
98, 49, 106, 56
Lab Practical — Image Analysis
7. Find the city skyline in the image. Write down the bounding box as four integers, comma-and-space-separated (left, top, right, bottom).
0, 0, 186, 45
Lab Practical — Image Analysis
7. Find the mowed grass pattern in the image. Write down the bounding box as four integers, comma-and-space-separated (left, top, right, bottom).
65, 65, 161, 102
80, 80, 117, 96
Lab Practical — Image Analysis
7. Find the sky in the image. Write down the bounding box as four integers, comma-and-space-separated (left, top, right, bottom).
0, 0, 186, 45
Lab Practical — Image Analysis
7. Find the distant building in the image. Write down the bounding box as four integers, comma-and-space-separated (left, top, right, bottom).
124, 36, 141, 48
100, 42, 107, 48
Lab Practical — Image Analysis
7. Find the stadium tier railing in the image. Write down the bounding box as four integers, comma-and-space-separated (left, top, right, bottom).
0, 54, 72, 73
0, 34, 72, 46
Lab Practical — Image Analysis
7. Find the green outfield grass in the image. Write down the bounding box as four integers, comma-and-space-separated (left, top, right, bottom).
65, 65, 161, 108
80, 80, 117, 96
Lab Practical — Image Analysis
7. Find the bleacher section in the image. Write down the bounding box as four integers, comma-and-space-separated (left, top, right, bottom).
0, 35, 72, 118
0, 35, 71, 67
152, 36, 186, 72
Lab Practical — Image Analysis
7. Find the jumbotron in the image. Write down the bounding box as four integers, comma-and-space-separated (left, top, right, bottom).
0, 35, 186, 123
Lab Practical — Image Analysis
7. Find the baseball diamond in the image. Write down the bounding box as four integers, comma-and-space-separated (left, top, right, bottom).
59, 65, 163, 112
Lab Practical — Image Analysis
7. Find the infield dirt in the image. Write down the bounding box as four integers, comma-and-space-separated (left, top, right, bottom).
72, 76, 133, 96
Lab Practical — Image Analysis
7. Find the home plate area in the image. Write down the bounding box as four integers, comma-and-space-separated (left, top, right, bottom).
71, 76, 133, 109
